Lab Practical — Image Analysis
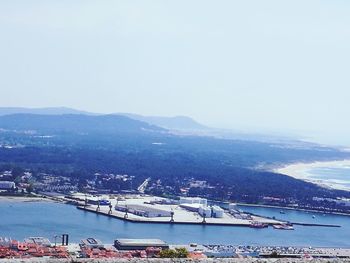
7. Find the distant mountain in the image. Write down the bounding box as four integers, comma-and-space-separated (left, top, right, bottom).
0, 107, 96, 116
0, 114, 164, 135
0, 108, 208, 131
119, 113, 209, 131
0, 108, 319, 146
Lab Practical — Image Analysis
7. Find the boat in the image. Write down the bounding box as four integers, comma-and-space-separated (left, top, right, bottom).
250, 221, 268, 228
273, 224, 294, 230
279, 210, 285, 214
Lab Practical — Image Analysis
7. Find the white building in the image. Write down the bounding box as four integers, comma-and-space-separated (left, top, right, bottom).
80, 238, 104, 249
211, 206, 224, 218
228, 203, 238, 212
115, 204, 172, 218
198, 205, 212, 218
179, 197, 207, 206
0, 181, 15, 190
179, 203, 201, 212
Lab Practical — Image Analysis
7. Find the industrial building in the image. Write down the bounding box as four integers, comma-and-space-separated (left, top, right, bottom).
179, 197, 207, 206
114, 239, 169, 250
67, 193, 111, 206
80, 238, 104, 249
198, 205, 212, 217
179, 198, 224, 218
211, 206, 224, 218
0, 181, 15, 190
179, 203, 201, 212
88, 199, 111, 206
115, 204, 172, 218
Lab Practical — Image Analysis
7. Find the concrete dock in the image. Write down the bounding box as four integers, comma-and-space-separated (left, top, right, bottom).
75, 195, 284, 227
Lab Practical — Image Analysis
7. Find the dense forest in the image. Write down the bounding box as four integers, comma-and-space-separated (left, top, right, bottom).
1, 113, 350, 205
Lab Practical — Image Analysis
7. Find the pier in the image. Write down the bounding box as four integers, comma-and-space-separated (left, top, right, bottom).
291, 222, 341, 227
77, 206, 260, 227
74, 195, 285, 227
77, 205, 342, 228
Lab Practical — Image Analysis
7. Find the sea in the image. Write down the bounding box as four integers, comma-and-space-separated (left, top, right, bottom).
306, 166, 350, 190
0, 201, 349, 247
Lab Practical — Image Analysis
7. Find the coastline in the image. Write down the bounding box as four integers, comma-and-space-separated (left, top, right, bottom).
274, 159, 350, 191
211, 200, 350, 217
1, 193, 350, 218
236, 202, 350, 217
0, 195, 55, 203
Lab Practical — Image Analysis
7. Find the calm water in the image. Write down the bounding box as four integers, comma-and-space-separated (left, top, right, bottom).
0, 201, 349, 247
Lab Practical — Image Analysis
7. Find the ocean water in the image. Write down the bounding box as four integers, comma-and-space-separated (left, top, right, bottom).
0, 201, 349, 247
307, 166, 350, 189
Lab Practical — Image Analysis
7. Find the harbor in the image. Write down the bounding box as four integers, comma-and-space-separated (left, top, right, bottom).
72, 194, 286, 227
67, 193, 341, 229
1, 197, 349, 248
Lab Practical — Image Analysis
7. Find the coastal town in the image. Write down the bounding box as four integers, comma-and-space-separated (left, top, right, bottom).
1, 236, 350, 260
2, 168, 350, 216
1, 156, 349, 262
0, 167, 348, 232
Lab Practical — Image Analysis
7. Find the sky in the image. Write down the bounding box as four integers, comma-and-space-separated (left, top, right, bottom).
0, 0, 350, 145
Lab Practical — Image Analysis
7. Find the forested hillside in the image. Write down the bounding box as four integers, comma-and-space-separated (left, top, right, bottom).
1, 114, 349, 205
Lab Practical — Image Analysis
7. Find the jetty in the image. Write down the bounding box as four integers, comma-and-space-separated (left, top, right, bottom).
74, 194, 284, 227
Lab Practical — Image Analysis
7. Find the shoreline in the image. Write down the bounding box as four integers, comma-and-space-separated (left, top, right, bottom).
0, 195, 59, 203
76, 206, 341, 228
211, 200, 350, 217
236, 203, 350, 217
1, 194, 350, 218
274, 159, 350, 191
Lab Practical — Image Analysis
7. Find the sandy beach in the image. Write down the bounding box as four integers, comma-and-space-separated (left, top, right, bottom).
275, 159, 350, 191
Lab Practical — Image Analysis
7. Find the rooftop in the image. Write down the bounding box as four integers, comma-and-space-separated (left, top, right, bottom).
115, 239, 168, 246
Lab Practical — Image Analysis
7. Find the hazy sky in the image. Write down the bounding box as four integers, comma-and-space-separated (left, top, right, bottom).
1, 1, 350, 145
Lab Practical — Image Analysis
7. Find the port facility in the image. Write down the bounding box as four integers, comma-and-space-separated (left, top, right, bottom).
73, 194, 285, 226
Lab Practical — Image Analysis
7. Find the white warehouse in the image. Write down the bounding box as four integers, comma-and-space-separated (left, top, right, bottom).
115, 204, 172, 218
211, 206, 224, 218
198, 205, 212, 218
179, 197, 207, 206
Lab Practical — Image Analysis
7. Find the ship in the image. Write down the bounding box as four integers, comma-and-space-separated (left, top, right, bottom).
250, 221, 268, 228
273, 224, 294, 230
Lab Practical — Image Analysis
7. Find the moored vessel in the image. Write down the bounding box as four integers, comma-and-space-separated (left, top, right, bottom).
250, 221, 268, 228
273, 224, 294, 230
